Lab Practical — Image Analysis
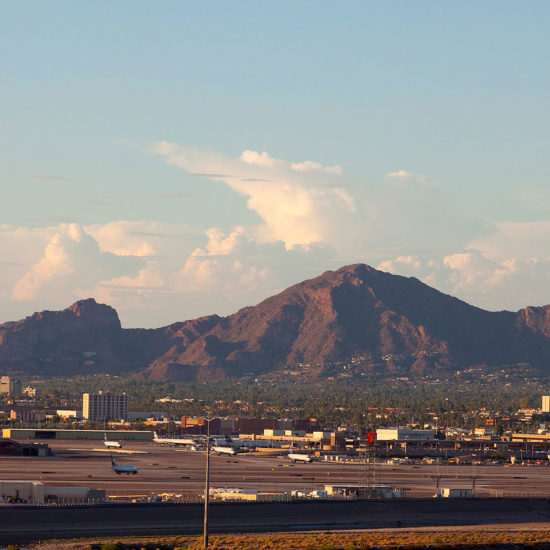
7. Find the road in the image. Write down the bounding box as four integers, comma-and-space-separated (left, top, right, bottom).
3, 498, 550, 545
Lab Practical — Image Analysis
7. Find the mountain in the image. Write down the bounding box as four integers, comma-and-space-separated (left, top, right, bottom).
1, 264, 550, 380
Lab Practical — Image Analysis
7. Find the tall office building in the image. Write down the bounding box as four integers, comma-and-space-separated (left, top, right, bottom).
0, 376, 21, 398
542, 396, 550, 413
82, 391, 128, 421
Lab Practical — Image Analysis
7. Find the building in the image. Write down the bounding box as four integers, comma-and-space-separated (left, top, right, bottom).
0, 376, 21, 398
2, 428, 152, 441
10, 409, 47, 423
0, 480, 104, 504
56, 410, 83, 420
376, 428, 435, 441
82, 391, 128, 421
0, 438, 52, 456
542, 396, 550, 413
23, 386, 39, 398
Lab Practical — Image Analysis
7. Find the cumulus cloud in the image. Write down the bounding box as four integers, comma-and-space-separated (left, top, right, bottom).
153, 143, 357, 250
177, 224, 334, 301
378, 243, 550, 312
290, 160, 343, 174
2, 145, 549, 327
12, 223, 143, 302
384, 169, 436, 187
468, 221, 550, 261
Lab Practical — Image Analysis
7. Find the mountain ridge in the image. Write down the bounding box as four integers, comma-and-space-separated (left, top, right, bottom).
1, 264, 550, 380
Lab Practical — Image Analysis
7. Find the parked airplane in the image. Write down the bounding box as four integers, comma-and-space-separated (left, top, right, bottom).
104, 433, 122, 449
211, 445, 238, 456
288, 445, 313, 463
210, 435, 264, 450
111, 455, 138, 475
153, 431, 196, 446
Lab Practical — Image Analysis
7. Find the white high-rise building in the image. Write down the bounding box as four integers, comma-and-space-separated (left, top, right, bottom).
82, 391, 128, 421
542, 396, 550, 413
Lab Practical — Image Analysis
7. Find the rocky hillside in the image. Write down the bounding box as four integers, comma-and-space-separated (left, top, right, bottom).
1, 264, 550, 380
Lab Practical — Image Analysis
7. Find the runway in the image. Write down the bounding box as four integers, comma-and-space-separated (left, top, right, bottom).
1, 439, 550, 498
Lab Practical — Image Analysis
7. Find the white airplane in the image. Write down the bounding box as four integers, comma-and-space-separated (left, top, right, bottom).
104, 433, 122, 449
111, 455, 138, 475
212, 445, 238, 456
288, 445, 313, 463
153, 431, 196, 446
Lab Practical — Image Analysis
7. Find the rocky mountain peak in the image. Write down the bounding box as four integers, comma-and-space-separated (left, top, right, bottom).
2, 264, 550, 381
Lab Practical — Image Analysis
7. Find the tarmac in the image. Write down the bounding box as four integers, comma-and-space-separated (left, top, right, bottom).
1, 439, 549, 498
2, 440, 550, 544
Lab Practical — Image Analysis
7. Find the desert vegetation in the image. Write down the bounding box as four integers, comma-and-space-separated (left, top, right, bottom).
26, 527, 550, 550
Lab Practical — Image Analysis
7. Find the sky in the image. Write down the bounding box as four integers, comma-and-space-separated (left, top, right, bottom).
1, 1, 550, 328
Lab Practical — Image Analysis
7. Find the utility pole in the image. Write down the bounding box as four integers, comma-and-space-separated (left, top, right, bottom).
203, 417, 211, 549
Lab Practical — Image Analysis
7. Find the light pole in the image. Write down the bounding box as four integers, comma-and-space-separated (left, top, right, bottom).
204, 417, 211, 549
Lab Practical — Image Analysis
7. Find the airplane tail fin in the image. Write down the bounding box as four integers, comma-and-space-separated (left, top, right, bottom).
111, 455, 116, 466
104, 432, 107, 441
153, 431, 158, 440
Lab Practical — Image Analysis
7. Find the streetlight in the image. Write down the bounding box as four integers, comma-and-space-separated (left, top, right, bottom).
204, 416, 213, 549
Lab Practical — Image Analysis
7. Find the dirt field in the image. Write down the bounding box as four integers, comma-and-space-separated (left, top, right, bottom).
25, 524, 550, 550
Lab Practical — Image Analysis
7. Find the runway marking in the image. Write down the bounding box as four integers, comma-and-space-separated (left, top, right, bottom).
66, 448, 149, 454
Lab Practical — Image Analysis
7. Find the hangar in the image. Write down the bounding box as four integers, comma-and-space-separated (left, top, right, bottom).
2, 428, 153, 441
0, 438, 51, 456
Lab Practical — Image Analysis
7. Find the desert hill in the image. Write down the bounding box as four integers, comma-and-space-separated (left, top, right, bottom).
1, 264, 549, 380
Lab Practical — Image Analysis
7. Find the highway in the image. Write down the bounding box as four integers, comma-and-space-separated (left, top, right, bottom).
3, 498, 550, 545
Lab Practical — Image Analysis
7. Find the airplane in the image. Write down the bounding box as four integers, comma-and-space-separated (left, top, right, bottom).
288, 445, 313, 463
111, 455, 138, 475
211, 445, 239, 456
209, 435, 263, 451
152, 431, 196, 446
104, 433, 122, 449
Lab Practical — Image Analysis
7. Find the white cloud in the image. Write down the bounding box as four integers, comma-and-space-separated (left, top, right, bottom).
153, 143, 357, 250
2, 146, 550, 328
240, 150, 278, 167
468, 221, 550, 261
290, 160, 343, 174
11, 223, 143, 303
384, 169, 436, 187
378, 243, 550, 311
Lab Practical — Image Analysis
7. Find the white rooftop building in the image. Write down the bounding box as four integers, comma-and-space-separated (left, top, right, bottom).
376, 428, 435, 441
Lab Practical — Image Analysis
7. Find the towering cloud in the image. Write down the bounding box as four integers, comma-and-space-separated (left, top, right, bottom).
12, 223, 143, 302
153, 142, 356, 250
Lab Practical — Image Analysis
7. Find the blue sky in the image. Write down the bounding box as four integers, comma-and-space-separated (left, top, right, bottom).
1, 2, 550, 327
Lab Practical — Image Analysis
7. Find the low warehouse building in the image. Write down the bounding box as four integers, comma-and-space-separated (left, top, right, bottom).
325, 484, 407, 498
441, 488, 473, 498
0, 480, 105, 504
2, 429, 153, 441
0, 438, 52, 456
376, 428, 435, 441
